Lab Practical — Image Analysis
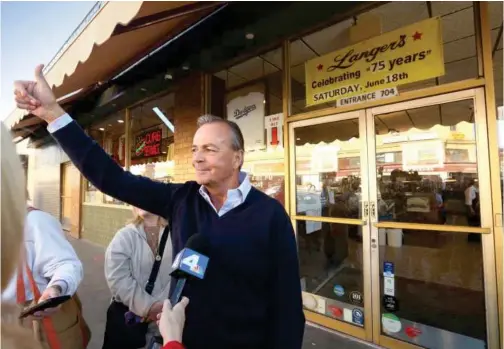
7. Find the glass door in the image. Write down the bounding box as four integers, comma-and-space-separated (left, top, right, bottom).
289, 110, 374, 341
366, 89, 499, 349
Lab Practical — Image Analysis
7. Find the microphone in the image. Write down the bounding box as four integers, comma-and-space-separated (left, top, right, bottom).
169, 233, 210, 305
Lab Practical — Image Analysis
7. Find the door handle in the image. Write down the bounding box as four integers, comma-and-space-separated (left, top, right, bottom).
370, 202, 376, 219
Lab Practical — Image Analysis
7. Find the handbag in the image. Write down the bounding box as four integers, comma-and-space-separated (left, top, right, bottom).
101, 225, 170, 349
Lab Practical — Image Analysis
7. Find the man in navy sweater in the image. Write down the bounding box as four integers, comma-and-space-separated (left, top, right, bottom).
14, 65, 305, 349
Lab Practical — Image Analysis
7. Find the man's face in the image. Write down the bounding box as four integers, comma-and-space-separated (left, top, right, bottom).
192, 122, 242, 187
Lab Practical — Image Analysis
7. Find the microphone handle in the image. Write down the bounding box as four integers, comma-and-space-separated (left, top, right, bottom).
169, 277, 186, 305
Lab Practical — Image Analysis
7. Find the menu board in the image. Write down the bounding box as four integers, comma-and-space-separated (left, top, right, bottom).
134, 128, 162, 159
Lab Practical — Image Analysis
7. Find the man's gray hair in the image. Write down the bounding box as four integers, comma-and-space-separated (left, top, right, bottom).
196, 114, 244, 152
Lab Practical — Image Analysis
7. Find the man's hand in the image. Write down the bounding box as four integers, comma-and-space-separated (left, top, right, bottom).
33, 285, 62, 318
156, 297, 189, 344
13, 64, 65, 123
147, 301, 163, 321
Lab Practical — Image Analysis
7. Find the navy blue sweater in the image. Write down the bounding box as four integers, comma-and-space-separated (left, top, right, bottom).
51, 121, 305, 349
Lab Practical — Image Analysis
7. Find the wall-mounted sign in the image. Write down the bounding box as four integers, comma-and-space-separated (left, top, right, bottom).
305, 17, 444, 106
265, 113, 283, 147
383, 261, 395, 277
227, 91, 265, 151
349, 291, 363, 305
134, 128, 162, 158
352, 309, 364, 326
383, 295, 399, 312
382, 313, 402, 333
384, 276, 395, 296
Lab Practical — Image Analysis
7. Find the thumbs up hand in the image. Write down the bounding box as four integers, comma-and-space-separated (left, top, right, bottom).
13, 64, 65, 123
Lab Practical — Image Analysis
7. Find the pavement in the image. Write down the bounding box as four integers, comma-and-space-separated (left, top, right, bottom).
69, 237, 377, 349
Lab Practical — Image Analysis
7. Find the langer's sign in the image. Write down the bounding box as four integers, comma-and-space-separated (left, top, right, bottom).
305, 17, 445, 106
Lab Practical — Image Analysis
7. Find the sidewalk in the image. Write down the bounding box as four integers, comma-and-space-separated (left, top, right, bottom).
69, 237, 376, 349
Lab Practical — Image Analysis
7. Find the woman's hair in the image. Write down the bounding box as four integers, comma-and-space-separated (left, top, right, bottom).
1, 122, 26, 290
1, 122, 42, 349
129, 207, 167, 227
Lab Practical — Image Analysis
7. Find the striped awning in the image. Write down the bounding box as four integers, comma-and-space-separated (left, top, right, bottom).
5, 1, 221, 129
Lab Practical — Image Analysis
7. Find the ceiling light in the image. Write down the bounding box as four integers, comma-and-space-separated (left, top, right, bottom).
153, 107, 175, 133
296, 138, 301, 141
245, 33, 254, 40
164, 73, 173, 80
117, 120, 124, 123
141, 87, 147, 92
108, 124, 112, 127
182, 65, 189, 71
99, 128, 105, 131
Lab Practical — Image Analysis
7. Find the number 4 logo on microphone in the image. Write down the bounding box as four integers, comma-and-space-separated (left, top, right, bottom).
182, 254, 200, 273
176, 248, 209, 279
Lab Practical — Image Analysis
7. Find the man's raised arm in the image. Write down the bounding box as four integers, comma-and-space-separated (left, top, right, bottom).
13, 65, 178, 217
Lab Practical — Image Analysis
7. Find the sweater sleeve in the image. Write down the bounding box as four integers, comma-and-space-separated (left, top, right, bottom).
29, 211, 83, 296
50, 117, 181, 217
268, 205, 306, 349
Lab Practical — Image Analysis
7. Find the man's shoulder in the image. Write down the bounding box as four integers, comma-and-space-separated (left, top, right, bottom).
248, 188, 288, 215
172, 181, 200, 197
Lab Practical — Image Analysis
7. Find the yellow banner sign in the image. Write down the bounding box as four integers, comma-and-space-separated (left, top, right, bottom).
305, 17, 445, 106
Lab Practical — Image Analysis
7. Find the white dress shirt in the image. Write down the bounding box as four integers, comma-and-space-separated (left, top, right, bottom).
1, 209, 83, 303
47, 114, 253, 215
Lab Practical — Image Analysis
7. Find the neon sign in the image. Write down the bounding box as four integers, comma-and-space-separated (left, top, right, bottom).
134, 128, 162, 158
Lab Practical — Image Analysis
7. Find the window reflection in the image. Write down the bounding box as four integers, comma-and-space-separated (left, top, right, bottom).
379, 229, 486, 347
375, 99, 480, 231
213, 47, 286, 207
294, 119, 362, 220
300, 220, 364, 327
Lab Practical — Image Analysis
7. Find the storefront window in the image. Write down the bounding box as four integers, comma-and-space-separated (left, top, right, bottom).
213, 47, 286, 206
84, 111, 127, 205
129, 93, 175, 183
83, 93, 176, 205
290, 2, 480, 115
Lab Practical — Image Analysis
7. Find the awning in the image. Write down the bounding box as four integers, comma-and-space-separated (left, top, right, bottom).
47, 1, 221, 98
5, 1, 221, 129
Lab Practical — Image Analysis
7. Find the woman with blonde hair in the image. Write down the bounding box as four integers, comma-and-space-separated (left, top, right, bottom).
0, 122, 42, 349
102, 206, 172, 349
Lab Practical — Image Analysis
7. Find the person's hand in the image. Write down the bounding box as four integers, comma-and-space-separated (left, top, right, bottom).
13, 64, 65, 123
156, 297, 189, 344
33, 285, 62, 319
147, 301, 163, 321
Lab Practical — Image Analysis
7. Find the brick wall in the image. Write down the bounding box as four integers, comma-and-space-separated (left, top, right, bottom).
81, 205, 132, 247
173, 74, 204, 183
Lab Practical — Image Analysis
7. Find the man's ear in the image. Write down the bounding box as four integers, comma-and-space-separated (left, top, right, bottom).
234, 150, 244, 170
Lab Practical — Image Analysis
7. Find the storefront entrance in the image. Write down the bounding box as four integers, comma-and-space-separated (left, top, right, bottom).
290, 88, 499, 349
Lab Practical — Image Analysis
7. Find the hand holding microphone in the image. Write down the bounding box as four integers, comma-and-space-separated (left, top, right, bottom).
147, 234, 210, 349
156, 297, 189, 345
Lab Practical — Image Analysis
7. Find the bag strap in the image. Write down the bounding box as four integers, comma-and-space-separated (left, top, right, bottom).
145, 225, 170, 295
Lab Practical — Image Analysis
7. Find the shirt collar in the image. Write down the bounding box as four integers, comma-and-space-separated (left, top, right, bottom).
199, 171, 251, 201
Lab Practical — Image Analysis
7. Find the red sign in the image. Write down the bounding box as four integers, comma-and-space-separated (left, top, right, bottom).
328, 305, 343, 318
405, 326, 422, 338
134, 128, 162, 158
